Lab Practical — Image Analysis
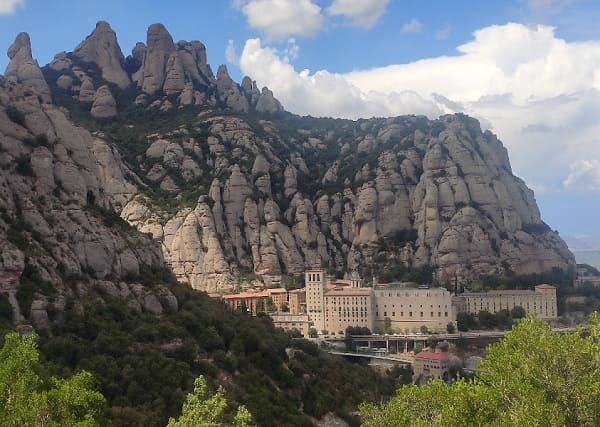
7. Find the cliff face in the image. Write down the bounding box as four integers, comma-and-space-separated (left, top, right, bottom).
0, 22, 574, 299
0, 36, 177, 329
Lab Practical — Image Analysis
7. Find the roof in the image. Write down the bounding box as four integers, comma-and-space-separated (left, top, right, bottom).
488, 290, 534, 295
223, 291, 268, 299
305, 268, 324, 272
267, 287, 287, 294
534, 284, 556, 290
415, 351, 449, 361
289, 288, 306, 294
324, 288, 373, 297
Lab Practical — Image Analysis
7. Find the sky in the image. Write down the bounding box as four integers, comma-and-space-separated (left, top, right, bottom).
1, 0, 600, 249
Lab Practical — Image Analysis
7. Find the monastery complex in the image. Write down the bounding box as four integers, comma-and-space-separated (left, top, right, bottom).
222, 268, 558, 337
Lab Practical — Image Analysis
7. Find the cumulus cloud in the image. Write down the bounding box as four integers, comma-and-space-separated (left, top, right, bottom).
327, 0, 390, 28
564, 160, 600, 190
401, 18, 423, 34
239, 23, 600, 192
236, 0, 323, 40
239, 38, 441, 119
0, 0, 24, 14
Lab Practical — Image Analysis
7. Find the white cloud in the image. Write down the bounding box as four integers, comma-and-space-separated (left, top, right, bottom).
327, 0, 390, 28
401, 18, 423, 34
282, 38, 299, 62
0, 0, 24, 14
236, 0, 324, 40
239, 23, 600, 193
225, 40, 239, 65
564, 159, 600, 190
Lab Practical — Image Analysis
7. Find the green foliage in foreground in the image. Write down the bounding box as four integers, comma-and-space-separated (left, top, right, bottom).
360, 314, 600, 426
27, 283, 394, 427
167, 375, 254, 427
0, 332, 105, 426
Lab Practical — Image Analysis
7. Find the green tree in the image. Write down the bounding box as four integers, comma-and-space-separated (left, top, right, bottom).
510, 305, 526, 319
446, 322, 456, 334
0, 331, 105, 426
457, 312, 478, 331
360, 314, 600, 426
167, 375, 254, 427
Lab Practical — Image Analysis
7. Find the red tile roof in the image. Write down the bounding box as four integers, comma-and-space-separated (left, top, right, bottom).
534, 284, 556, 289
415, 351, 449, 361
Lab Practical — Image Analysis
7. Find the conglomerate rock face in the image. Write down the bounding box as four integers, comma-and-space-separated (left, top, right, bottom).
0, 76, 175, 328
0, 22, 574, 299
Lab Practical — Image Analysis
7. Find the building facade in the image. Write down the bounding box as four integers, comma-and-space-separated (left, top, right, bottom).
454, 284, 557, 319
288, 288, 306, 314
413, 351, 450, 382
305, 269, 327, 332
373, 285, 455, 332
324, 288, 374, 334
271, 314, 311, 337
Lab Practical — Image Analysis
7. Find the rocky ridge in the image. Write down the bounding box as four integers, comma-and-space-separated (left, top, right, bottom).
1, 22, 574, 297
0, 37, 178, 328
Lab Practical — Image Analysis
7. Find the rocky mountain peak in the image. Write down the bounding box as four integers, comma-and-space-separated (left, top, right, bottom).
132, 23, 176, 95
73, 20, 130, 89
5, 32, 51, 103
7, 32, 32, 59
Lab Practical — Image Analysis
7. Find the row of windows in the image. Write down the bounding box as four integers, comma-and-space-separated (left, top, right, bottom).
377, 311, 449, 318
376, 304, 448, 309
307, 273, 322, 282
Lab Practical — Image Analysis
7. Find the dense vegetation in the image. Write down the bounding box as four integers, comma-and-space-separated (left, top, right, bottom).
1, 282, 396, 427
360, 314, 600, 426
0, 332, 106, 426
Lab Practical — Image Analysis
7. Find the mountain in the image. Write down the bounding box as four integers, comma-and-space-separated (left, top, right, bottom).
0, 20, 576, 426
1, 21, 573, 296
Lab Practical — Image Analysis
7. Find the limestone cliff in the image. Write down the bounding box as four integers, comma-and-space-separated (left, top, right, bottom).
0, 23, 574, 297
0, 73, 176, 329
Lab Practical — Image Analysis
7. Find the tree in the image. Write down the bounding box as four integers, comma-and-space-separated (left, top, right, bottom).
0, 331, 105, 426
446, 322, 456, 334
457, 312, 478, 331
167, 375, 254, 427
510, 305, 526, 319
477, 310, 496, 329
360, 314, 600, 426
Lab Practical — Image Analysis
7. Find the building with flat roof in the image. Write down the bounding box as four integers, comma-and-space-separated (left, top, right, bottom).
267, 288, 289, 311
324, 287, 374, 334
373, 285, 455, 332
288, 288, 306, 314
454, 284, 557, 319
271, 314, 311, 337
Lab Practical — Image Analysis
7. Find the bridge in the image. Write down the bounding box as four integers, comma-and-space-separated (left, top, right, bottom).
327, 350, 414, 364
324, 328, 574, 355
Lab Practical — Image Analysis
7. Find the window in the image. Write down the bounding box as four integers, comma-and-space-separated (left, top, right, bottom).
409, 312, 413, 317
420, 312, 423, 317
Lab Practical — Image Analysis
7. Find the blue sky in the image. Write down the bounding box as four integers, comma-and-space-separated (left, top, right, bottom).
2, 0, 600, 248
